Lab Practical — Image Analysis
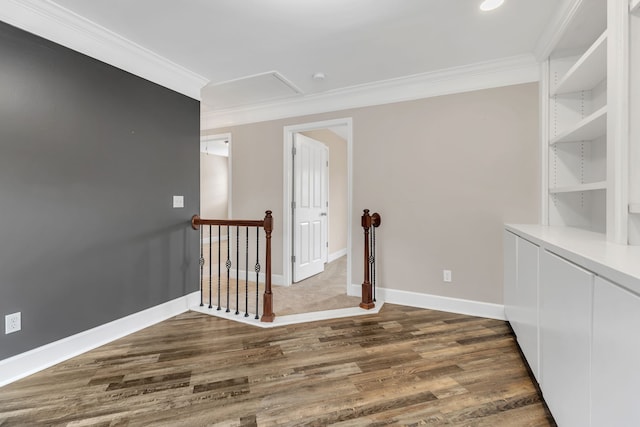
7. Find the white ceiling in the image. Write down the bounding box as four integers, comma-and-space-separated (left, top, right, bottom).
48, 0, 566, 111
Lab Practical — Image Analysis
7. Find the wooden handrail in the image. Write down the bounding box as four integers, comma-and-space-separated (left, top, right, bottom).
191, 211, 275, 322
191, 216, 265, 229
360, 209, 381, 310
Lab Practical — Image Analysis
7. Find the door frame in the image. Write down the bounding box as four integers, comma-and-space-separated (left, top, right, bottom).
283, 118, 353, 288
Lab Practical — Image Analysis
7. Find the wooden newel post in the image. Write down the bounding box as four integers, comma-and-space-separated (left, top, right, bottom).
261, 210, 276, 322
360, 209, 375, 309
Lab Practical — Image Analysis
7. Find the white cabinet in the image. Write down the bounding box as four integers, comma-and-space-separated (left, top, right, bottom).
591, 276, 640, 425
539, 250, 593, 427
503, 231, 540, 381
503, 230, 517, 328
515, 237, 540, 381
505, 224, 640, 426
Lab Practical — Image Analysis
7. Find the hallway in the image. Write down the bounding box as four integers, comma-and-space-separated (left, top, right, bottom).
276, 255, 361, 316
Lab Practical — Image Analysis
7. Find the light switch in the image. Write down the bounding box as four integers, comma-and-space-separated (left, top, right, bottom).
173, 195, 184, 208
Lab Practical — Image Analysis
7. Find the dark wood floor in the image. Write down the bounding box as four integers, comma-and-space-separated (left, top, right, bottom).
0, 304, 555, 426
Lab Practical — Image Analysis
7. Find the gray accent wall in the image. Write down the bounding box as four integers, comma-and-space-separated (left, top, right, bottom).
0, 21, 200, 360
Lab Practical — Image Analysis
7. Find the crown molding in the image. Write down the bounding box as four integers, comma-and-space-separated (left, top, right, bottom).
201, 54, 540, 129
0, 0, 207, 100
533, 0, 583, 61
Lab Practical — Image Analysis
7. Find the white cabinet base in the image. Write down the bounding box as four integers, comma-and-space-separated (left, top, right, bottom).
539, 250, 593, 427
591, 277, 640, 426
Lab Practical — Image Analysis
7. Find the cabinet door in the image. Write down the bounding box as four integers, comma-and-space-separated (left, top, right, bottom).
592, 277, 640, 426
503, 230, 517, 328
540, 250, 593, 427
516, 238, 539, 381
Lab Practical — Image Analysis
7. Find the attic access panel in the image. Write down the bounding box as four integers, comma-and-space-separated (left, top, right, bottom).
201, 71, 302, 110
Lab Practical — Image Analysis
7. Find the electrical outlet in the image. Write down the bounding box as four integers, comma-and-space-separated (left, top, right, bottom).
5, 312, 21, 334
443, 270, 452, 283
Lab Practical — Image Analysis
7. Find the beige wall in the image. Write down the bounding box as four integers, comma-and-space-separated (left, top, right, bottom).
301, 129, 348, 256
204, 83, 539, 304
200, 153, 228, 220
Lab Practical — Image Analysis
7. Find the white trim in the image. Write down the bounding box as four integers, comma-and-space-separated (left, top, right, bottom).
348, 285, 506, 321
323, 144, 329, 264
540, 60, 550, 226
201, 55, 539, 129
607, 0, 630, 244
0, 0, 207, 99
227, 134, 233, 219
191, 303, 383, 328
328, 248, 347, 263
533, 0, 584, 61
0, 291, 200, 388
283, 119, 353, 294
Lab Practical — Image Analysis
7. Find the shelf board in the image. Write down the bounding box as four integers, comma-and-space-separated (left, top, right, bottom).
549, 181, 607, 194
550, 106, 607, 145
630, 203, 640, 214
551, 30, 607, 96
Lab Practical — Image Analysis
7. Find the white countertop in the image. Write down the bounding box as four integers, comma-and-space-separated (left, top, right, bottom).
505, 224, 640, 295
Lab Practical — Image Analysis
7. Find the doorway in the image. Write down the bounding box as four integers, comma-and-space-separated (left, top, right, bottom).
200, 132, 231, 221
283, 118, 353, 297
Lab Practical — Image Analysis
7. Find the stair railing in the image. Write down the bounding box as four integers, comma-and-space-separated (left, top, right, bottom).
191, 210, 274, 322
360, 209, 381, 309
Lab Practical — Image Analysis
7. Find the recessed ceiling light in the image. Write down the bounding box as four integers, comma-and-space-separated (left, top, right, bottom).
480, 0, 504, 11
312, 72, 326, 81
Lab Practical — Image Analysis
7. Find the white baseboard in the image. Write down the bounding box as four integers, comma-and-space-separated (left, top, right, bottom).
0, 291, 200, 388
349, 284, 505, 320
328, 248, 347, 263
191, 303, 383, 328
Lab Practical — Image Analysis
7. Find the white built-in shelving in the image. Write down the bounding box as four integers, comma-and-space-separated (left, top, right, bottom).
549, 105, 607, 145
546, 11, 608, 234
550, 181, 607, 194
552, 31, 608, 96
542, 0, 640, 244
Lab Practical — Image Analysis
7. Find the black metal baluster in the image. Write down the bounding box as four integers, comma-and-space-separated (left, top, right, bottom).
217, 225, 221, 310
199, 226, 204, 307
236, 225, 240, 315
208, 225, 212, 309
226, 225, 231, 313
245, 226, 249, 317
255, 227, 260, 319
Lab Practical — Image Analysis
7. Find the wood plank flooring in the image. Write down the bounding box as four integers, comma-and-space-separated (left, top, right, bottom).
0, 304, 556, 426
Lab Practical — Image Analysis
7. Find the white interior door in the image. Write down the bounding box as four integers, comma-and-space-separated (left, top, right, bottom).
293, 133, 327, 282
